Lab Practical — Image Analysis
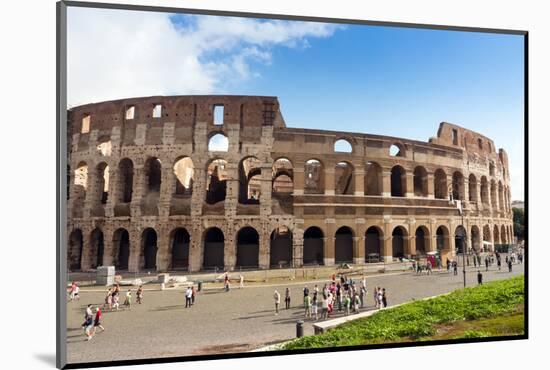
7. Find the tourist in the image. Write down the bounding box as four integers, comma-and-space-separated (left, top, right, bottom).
274, 290, 281, 315
105, 288, 113, 310
359, 284, 366, 308
373, 286, 379, 308
304, 293, 312, 318
508, 259, 513, 272
446, 259, 450, 271
353, 292, 361, 313
239, 274, 244, 289
191, 285, 196, 305
312, 293, 318, 320
82, 313, 94, 341
112, 292, 120, 310
344, 294, 351, 316
327, 291, 334, 318
285, 287, 291, 309
416, 262, 422, 275
377, 288, 384, 309
136, 286, 143, 304
69, 281, 79, 302
303, 285, 310, 308
382, 288, 388, 308
123, 289, 132, 309
426, 260, 432, 275
477, 270, 483, 285
453, 261, 458, 276
185, 286, 192, 308
224, 273, 230, 292
336, 283, 342, 312
321, 294, 328, 320
93, 307, 105, 334
497, 256, 502, 270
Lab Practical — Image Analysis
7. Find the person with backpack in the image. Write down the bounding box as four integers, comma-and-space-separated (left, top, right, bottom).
284, 287, 291, 309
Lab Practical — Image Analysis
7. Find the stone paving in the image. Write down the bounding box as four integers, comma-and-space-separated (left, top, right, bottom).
66, 263, 524, 365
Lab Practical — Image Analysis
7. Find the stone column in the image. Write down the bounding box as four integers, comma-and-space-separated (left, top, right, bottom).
158, 162, 174, 218
130, 165, 145, 218
190, 166, 205, 217
156, 226, 171, 272
324, 167, 335, 196
382, 171, 392, 197
407, 235, 416, 258
80, 227, 92, 271
382, 219, 393, 262
427, 173, 435, 199
354, 169, 365, 196
323, 237, 335, 266
292, 227, 304, 267
127, 229, 141, 273
260, 165, 272, 216
102, 226, 114, 266
463, 177, 470, 205
353, 236, 365, 264
258, 228, 270, 269
83, 163, 97, 218
405, 173, 414, 198
105, 165, 117, 217
224, 163, 238, 218
293, 166, 305, 195
224, 227, 236, 271
188, 225, 202, 272
477, 180, 483, 207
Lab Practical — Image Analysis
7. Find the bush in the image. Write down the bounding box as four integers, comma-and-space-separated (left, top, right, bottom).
282, 276, 524, 350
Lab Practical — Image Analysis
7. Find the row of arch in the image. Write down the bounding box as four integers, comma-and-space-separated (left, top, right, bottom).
72, 156, 511, 211
67, 222, 513, 271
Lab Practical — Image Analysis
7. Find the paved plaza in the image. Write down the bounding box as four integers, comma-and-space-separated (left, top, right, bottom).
66, 264, 524, 364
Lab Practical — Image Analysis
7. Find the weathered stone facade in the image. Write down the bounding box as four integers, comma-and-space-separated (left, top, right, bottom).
67, 95, 514, 272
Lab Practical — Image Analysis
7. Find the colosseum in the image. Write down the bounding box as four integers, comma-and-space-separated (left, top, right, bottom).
66, 95, 515, 273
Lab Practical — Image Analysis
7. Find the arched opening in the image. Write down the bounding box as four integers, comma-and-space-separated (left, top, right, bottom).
118, 158, 133, 203
208, 133, 229, 152
95, 162, 109, 204
304, 159, 324, 194
392, 227, 407, 258
272, 158, 293, 194
203, 228, 224, 269
365, 162, 382, 196
303, 226, 324, 265
493, 225, 500, 245
335, 226, 354, 263
390, 165, 406, 197
483, 225, 492, 252
239, 157, 262, 204
480, 176, 489, 204
270, 226, 293, 268
335, 162, 354, 195
113, 228, 130, 270
68, 229, 83, 271
173, 157, 194, 196
455, 226, 467, 254
365, 226, 382, 262
141, 228, 158, 270
471, 225, 481, 253
415, 226, 429, 256
452, 171, 464, 201
236, 226, 259, 268
206, 159, 228, 204
389, 143, 404, 157
434, 169, 447, 199
468, 174, 477, 202
334, 139, 352, 153
90, 228, 104, 269
413, 166, 428, 197
72, 162, 88, 212
171, 228, 190, 270
436, 226, 449, 251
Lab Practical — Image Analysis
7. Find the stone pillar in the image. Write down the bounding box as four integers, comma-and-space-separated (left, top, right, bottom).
260, 165, 272, 216
102, 226, 114, 266
130, 165, 145, 218
158, 162, 174, 218
405, 173, 414, 198
190, 166, 205, 217
407, 235, 416, 258
477, 180, 483, 207
258, 229, 270, 269
382, 219, 393, 262
446, 174, 453, 200
83, 163, 97, 218
323, 237, 335, 266
382, 171, 392, 197
354, 169, 365, 196
292, 227, 304, 267
80, 227, 92, 271
188, 225, 202, 272
353, 236, 365, 264
224, 163, 238, 217
128, 229, 141, 273
463, 177, 470, 205
156, 226, 171, 272
293, 166, 305, 195
427, 174, 435, 199
224, 227, 236, 271
324, 167, 335, 196
105, 165, 117, 217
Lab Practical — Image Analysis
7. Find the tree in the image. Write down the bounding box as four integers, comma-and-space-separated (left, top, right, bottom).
513, 208, 525, 241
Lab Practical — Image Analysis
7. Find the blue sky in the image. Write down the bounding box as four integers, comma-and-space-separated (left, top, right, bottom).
68, 9, 525, 200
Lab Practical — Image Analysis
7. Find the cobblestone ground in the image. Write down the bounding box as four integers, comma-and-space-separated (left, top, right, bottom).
66, 264, 524, 365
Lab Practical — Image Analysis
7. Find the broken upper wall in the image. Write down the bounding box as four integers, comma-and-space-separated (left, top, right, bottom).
431, 122, 498, 155
68, 95, 284, 149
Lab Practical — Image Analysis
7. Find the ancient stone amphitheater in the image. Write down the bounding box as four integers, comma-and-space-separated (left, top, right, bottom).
67, 95, 514, 272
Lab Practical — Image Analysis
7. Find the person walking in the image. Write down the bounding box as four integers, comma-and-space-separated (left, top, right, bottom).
382, 288, 388, 308
336, 283, 342, 312
284, 287, 291, 309
473, 255, 477, 268
477, 270, 483, 285
303, 286, 310, 308
485, 257, 489, 272
191, 285, 196, 305
112, 292, 120, 310
359, 284, 366, 308
274, 290, 281, 316
426, 260, 432, 275
136, 286, 143, 305
103, 288, 112, 309
344, 294, 351, 316
353, 292, 360, 313
453, 261, 458, 276
312, 294, 318, 320
82, 313, 94, 341
321, 294, 328, 320
224, 273, 230, 292
185, 286, 192, 308
377, 288, 384, 309
93, 307, 105, 334
508, 259, 513, 272
373, 287, 379, 308
123, 289, 132, 309
497, 257, 502, 271
304, 293, 312, 319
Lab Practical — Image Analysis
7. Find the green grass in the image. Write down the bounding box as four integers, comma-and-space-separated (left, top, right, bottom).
282, 276, 524, 350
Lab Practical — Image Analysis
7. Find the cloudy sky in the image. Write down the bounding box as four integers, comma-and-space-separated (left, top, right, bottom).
67, 7, 525, 200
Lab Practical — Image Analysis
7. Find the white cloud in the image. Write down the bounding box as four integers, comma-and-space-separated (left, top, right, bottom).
67, 8, 340, 107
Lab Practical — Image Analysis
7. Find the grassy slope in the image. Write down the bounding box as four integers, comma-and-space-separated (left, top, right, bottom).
283, 276, 524, 350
